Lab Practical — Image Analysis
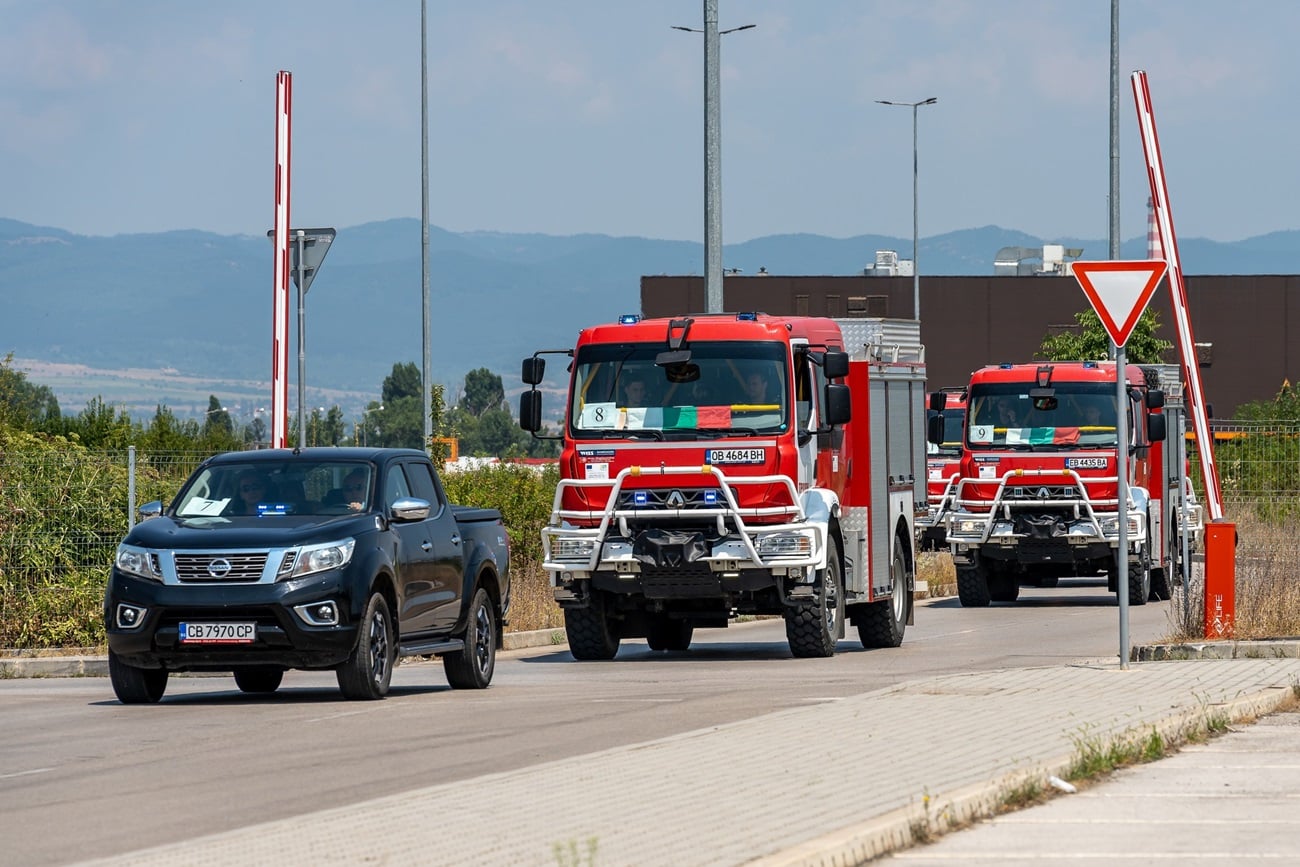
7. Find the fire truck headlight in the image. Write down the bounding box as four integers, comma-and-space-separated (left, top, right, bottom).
554, 538, 597, 561
756, 531, 814, 560
954, 518, 983, 535
1098, 516, 1119, 536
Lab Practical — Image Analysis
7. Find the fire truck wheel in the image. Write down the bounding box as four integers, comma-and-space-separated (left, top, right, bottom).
785, 541, 844, 658
565, 592, 620, 660
646, 617, 693, 652
857, 541, 908, 648
1111, 556, 1151, 606
1149, 567, 1171, 601
956, 564, 992, 607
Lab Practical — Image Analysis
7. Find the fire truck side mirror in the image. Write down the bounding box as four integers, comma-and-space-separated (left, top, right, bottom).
1146, 389, 1165, 410
521, 357, 546, 385
824, 383, 851, 426
927, 413, 945, 445
928, 391, 948, 411
823, 350, 849, 380
1147, 413, 1167, 443
519, 391, 543, 432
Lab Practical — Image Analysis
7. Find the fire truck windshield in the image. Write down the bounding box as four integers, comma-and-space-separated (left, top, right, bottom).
569, 341, 789, 438
966, 384, 1118, 450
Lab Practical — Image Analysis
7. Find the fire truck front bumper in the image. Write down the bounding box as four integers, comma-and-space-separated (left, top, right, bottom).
946, 510, 1146, 564
543, 525, 825, 601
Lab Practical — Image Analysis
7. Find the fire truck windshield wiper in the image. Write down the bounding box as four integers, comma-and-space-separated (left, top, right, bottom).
664, 427, 729, 440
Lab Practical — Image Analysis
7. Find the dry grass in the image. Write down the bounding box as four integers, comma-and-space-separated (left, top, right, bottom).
507, 563, 566, 633
919, 550, 957, 598
1164, 511, 1300, 642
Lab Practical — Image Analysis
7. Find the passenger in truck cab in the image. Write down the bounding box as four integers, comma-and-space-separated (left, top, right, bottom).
996, 399, 1024, 429
228, 470, 274, 515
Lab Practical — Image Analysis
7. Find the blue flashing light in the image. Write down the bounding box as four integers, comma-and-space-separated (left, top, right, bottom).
998, 362, 1013, 369
618, 314, 642, 325
1082, 360, 1098, 368
736, 311, 758, 321
704, 490, 718, 505
634, 491, 648, 507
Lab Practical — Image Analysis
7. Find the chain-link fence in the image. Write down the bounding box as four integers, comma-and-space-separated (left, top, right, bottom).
3, 424, 1298, 649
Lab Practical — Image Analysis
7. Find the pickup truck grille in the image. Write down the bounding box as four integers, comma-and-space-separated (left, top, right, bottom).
174, 552, 287, 582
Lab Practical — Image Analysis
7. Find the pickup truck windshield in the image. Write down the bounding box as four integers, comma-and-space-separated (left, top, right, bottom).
569, 340, 789, 438
966, 384, 1118, 450
174, 459, 377, 518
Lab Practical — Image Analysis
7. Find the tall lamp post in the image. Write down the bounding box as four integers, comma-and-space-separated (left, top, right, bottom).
875, 96, 937, 321
673, 1, 754, 314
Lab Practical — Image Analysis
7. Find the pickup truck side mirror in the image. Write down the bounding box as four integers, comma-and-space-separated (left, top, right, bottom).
138, 500, 164, 520
390, 497, 431, 523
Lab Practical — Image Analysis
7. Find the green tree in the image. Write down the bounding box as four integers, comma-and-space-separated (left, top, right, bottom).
203, 396, 234, 439
376, 362, 425, 449
1234, 380, 1300, 421
462, 368, 506, 416
1037, 308, 1172, 364
0, 353, 61, 430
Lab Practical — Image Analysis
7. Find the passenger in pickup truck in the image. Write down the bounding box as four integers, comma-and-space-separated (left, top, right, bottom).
228, 471, 273, 515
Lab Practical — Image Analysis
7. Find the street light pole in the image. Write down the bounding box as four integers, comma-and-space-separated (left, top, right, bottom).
876, 97, 937, 321
673, 2, 754, 314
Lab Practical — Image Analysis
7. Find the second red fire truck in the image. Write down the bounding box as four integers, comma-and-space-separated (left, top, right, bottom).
520, 313, 927, 660
930, 360, 1202, 607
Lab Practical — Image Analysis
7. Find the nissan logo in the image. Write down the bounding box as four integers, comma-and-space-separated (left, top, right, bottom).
207, 558, 233, 578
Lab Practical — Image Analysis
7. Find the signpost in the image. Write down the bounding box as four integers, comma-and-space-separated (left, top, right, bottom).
1073, 259, 1168, 670
266, 228, 335, 448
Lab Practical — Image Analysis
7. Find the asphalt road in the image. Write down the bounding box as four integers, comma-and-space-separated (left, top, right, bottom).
1, 578, 1175, 866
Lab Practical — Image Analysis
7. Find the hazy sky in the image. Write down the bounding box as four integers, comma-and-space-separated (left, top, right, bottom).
3, 1, 1297, 245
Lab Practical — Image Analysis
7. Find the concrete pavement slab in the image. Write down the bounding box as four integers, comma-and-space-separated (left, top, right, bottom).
71, 657, 1300, 867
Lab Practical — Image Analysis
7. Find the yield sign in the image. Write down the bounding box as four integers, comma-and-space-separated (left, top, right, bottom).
1072, 259, 1168, 347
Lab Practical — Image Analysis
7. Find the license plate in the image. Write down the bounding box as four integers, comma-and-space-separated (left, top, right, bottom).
1067, 457, 1109, 469
179, 622, 256, 644
706, 448, 766, 465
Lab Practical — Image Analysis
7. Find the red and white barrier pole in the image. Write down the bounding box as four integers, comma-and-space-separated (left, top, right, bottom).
1132, 70, 1233, 639
271, 71, 292, 449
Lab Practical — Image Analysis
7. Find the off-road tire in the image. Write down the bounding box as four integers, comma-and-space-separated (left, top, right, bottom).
785, 540, 844, 658
1149, 567, 1171, 601
1128, 557, 1151, 607
956, 563, 992, 607
565, 591, 620, 660
109, 651, 168, 704
233, 668, 283, 694
336, 592, 395, 700
857, 539, 908, 648
646, 617, 694, 652
444, 587, 497, 689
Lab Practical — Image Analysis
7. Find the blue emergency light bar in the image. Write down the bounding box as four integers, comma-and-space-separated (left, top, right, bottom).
618, 314, 642, 325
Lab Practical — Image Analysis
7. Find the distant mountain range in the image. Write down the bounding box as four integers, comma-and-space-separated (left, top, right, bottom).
1, 217, 1296, 418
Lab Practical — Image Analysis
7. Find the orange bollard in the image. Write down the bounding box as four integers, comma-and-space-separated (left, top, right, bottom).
1203, 521, 1236, 639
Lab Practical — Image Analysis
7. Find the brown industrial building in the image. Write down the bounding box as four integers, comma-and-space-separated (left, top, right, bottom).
640, 274, 1299, 417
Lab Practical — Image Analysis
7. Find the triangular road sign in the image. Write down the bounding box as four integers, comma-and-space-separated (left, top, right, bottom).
1072, 259, 1168, 347
265, 227, 336, 294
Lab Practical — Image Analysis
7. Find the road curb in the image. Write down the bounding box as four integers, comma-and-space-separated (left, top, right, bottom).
0, 628, 569, 679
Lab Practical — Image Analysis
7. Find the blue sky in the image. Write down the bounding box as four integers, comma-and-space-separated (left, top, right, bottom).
3, 1, 1297, 245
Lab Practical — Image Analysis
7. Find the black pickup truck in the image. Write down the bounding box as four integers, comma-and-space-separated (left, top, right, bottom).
104, 447, 510, 703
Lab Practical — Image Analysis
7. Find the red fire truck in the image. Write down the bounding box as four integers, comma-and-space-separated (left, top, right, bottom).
930, 360, 1201, 607
519, 313, 927, 660
917, 386, 967, 551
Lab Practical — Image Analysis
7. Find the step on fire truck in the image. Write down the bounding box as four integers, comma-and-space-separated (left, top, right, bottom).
519, 313, 927, 660
929, 361, 1203, 608
917, 386, 967, 551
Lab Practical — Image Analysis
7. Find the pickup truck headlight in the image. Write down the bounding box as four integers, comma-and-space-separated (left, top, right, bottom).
115, 544, 163, 581
290, 539, 356, 579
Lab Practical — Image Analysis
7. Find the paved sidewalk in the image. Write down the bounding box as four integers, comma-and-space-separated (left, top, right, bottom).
72, 655, 1300, 867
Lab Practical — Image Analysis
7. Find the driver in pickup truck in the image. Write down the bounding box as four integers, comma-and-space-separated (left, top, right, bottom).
339, 469, 369, 512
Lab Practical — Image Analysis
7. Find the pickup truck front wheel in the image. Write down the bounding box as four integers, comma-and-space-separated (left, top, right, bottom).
444, 587, 497, 689
337, 592, 395, 700
109, 650, 168, 704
